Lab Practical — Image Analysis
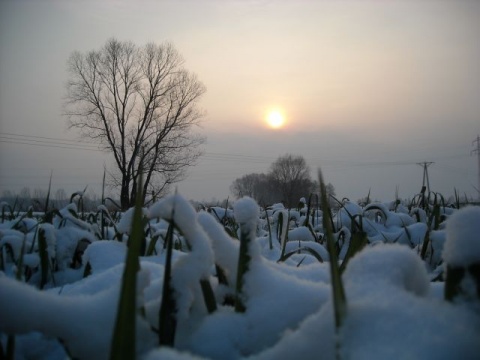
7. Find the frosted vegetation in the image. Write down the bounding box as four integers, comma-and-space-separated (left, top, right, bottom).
0, 178, 479, 359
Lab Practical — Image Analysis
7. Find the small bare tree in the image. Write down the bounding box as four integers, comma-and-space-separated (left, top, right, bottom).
65, 38, 205, 209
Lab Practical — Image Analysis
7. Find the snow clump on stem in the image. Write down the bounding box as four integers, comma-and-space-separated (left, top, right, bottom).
443, 206, 480, 267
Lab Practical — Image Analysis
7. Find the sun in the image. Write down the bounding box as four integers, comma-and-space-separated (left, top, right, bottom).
266, 109, 286, 129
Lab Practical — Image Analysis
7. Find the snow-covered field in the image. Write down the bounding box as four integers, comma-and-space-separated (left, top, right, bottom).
0, 193, 479, 359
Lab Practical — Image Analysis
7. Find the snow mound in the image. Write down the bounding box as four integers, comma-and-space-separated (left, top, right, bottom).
443, 206, 480, 267
0, 270, 154, 360
344, 244, 429, 297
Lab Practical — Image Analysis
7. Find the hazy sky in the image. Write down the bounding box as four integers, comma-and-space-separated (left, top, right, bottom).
1, 0, 479, 203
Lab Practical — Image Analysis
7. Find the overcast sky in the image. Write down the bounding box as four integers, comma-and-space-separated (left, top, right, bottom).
1, 0, 479, 203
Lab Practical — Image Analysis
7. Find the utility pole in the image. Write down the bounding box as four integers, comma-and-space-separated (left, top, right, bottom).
417, 161, 434, 194
472, 135, 480, 201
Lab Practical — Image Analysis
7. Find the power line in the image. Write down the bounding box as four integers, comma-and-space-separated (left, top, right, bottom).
0, 131, 473, 170
0, 133, 276, 162
0, 132, 98, 146
0, 139, 103, 152
0, 132, 103, 152
0, 132, 274, 161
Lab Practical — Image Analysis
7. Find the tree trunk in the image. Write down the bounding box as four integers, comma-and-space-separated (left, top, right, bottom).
120, 179, 131, 211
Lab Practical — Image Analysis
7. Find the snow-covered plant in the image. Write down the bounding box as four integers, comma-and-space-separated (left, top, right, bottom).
158, 217, 177, 346
37, 224, 55, 289
1, 185, 479, 359
69, 186, 88, 218
1, 201, 16, 223
207, 202, 238, 239
110, 180, 147, 359
233, 197, 260, 312
94, 205, 121, 240
443, 206, 480, 311
263, 204, 273, 250
149, 193, 217, 345
275, 210, 289, 260
319, 169, 347, 334
327, 197, 369, 274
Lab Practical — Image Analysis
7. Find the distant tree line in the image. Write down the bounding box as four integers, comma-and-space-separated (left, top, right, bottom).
2, 154, 338, 212
0, 187, 110, 213
230, 154, 336, 208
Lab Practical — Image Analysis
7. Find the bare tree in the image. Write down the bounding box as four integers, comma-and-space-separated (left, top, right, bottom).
325, 182, 338, 210
230, 173, 262, 198
230, 173, 276, 205
230, 154, 315, 207
54, 188, 68, 209
18, 187, 32, 211
269, 154, 314, 208
32, 188, 47, 211
65, 38, 206, 209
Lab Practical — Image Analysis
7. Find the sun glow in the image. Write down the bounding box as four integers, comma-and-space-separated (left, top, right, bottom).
266, 109, 286, 129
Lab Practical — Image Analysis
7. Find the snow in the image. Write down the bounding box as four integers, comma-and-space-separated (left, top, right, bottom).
288, 226, 316, 242
284, 240, 330, 263
234, 196, 262, 262
83, 240, 126, 274
429, 230, 446, 267
342, 245, 479, 358
56, 203, 90, 231
0, 195, 479, 359
233, 197, 259, 226
443, 205, 480, 266
55, 226, 96, 271
0, 269, 155, 360
207, 206, 234, 222
343, 244, 429, 297
149, 194, 215, 320
364, 202, 415, 227
0, 228, 24, 259
145, 348, 207, 360
182, 259, 330, 359
40, 223, 57, 259
198, 212, 239, 286
117, 206, 148, 234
